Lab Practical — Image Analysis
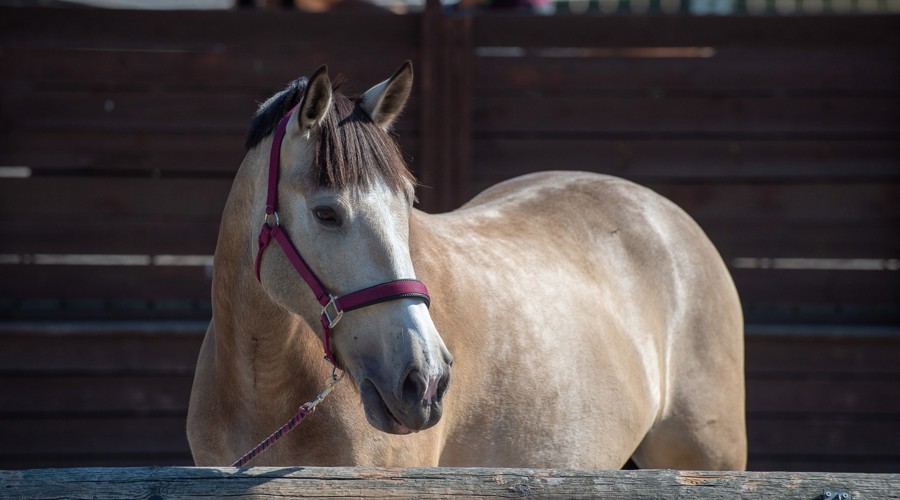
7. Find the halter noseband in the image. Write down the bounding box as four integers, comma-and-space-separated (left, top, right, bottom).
254, 104, 430, 369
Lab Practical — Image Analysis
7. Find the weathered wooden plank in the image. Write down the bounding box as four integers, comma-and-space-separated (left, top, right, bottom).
748, 457, 900, 474
0, 417, 190, 456
0, 88, 419, 134
417, 1, 474, 213
473, 15, 900, 48
472, 94, 899, 136
0, 265, 212, 301
0, 467, 896, 499
0, 301, 211, 322
471, 139, 900, 182
0, 177, 230, 254
0, 131, 419, 174
0, 453, 194, 471
0, 88, 261, 134
732, 268, 900, 308
0, 46, 422, 96
474, 50, 900, 94
748, 419, 900, 457
747, 378, 900, 414
0, 7, 419, 49
0, 131, 245, 174
0, 376, 193, 416
0, 321, 205, 373
745, 326, 900, 375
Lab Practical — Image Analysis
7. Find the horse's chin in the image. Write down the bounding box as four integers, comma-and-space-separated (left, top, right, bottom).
359, 379, 441, 435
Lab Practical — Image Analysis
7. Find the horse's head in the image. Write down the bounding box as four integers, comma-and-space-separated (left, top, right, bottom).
249, 63, 452, 435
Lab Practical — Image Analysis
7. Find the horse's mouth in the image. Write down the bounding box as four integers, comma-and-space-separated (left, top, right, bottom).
360, 379, 439, 435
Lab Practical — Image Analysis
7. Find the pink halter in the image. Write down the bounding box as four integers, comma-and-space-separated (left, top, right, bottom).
254, 104, 430, 369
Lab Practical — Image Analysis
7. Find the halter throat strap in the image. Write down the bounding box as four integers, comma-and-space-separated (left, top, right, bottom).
253, 104, 430, 369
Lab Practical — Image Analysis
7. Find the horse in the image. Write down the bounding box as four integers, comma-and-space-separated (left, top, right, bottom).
186, 62, 747, 470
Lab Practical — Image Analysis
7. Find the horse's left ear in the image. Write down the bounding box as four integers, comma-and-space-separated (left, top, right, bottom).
360, 61, 413, 130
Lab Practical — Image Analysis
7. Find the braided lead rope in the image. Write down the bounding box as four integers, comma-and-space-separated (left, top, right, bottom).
231, 369, 344, 467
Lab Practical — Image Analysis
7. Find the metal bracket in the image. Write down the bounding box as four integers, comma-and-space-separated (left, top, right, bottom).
322, 295, 344, 329
824, 489, 850, 500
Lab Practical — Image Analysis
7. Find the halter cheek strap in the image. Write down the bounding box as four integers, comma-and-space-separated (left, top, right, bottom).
254, 104, 430, 369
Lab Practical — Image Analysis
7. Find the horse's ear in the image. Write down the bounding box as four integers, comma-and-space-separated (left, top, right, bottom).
359, 61, 413, 130
294, 65, 332, 138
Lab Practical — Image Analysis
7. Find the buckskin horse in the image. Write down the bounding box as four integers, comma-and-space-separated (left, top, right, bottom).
187, 62, 747, 469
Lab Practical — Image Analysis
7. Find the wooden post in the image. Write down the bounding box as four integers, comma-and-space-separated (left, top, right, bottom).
1, 467, 898, 499
418, 0, 473, 213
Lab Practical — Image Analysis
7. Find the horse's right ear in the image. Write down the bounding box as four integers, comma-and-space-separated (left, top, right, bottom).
293, 65, 332, 139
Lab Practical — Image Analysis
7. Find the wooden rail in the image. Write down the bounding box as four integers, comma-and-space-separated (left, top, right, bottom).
1, 467, 898, 499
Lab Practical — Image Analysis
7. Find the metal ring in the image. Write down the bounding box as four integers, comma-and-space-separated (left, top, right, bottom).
264, 211, 281, 227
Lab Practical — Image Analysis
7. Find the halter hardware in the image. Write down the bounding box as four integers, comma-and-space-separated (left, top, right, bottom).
264, 210, 280, 227
322, 295, 344, 329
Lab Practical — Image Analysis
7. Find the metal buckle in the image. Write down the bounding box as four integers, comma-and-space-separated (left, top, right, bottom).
264, 210, 280, 227
322, 295, 343, 328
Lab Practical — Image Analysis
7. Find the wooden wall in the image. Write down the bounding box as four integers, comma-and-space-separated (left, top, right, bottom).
1, 6, 898, 471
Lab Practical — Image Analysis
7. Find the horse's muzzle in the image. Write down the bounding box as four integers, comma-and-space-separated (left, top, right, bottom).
359, 367, 450, 434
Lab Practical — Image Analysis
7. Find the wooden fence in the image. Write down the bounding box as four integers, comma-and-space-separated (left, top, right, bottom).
2, 467, 899, 499
0, 5, 898, 471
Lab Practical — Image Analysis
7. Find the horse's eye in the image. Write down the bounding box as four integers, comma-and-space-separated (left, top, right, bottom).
313, 207, 341, 227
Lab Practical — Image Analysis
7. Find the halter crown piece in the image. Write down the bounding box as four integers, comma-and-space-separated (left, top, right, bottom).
253, 103, 431, 370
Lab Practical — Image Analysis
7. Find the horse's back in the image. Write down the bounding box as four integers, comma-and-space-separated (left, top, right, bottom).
422, 171, 746, 469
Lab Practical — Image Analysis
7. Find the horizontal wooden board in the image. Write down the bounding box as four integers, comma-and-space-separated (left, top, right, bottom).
0, 131, 419, 175
748, 456, 900, 473
747, 418, 900, 457
0, 88, 256, 135
473, 15, 900, 48
0, 301, 211, 322
474, 51, 900, 94
0, 453, 194, 470
0, 416, 190, 456
0, 131, 244, 174
747, 378, 900, 415
2, 467, 898, 497
473, 94, 899, 137
0, 322, 205, 374
0, 265, 212, 301
732, 268, 900, 308
0, 46, 423, 97
0, 375, 193, 416
0, 7, 419, 50
745, 327, 900, 375
472, 139, 900, 182
0, 87, 418, 135
0, 177, 231, 254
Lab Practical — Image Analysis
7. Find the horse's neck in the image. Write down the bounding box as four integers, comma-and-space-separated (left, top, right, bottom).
209, 154, 324, 400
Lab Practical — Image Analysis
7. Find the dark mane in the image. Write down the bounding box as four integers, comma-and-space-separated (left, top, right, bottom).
245, 76, 416, 192
245, 77, 308, 151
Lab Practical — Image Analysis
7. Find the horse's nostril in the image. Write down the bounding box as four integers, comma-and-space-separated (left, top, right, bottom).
400, 369, 426, 407
436, 372, 450, 401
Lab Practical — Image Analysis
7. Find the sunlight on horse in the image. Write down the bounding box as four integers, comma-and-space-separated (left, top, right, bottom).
186, 62, 747, 470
